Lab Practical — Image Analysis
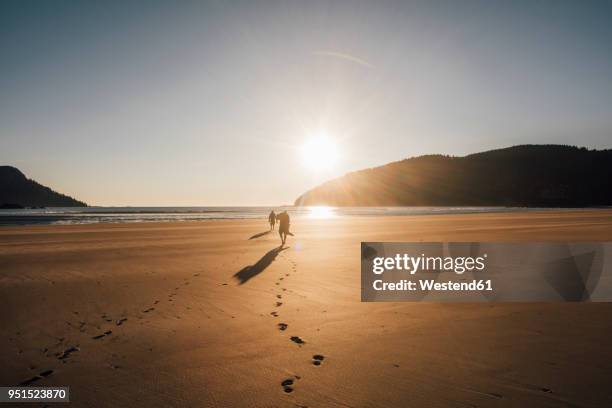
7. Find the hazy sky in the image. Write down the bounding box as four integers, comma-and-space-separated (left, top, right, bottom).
2, 1, 612, 206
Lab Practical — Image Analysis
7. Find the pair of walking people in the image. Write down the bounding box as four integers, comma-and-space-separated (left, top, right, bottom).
268, 210, 293, 246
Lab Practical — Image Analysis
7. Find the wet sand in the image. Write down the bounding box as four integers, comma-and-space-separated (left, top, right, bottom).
1, 210, 612, 407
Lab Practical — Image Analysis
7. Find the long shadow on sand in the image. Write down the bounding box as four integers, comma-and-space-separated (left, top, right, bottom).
234, 246, 288, 284
248, 230, 271, 240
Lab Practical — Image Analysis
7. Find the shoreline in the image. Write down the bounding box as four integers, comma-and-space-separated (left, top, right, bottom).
2, 206, 609, 227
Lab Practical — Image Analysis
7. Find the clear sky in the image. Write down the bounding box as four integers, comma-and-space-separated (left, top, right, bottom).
2, 0, 612, 206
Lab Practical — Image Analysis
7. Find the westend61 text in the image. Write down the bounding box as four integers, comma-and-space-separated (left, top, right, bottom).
372, 279, 493, 292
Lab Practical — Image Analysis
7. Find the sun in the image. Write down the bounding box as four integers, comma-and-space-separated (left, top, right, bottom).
300, 133, 339, 171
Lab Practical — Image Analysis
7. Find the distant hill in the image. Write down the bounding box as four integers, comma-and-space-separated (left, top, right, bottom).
0, 166, 86, 208
295, 145, 612, 207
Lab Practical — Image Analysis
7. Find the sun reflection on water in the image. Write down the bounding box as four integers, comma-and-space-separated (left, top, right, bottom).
307, 206, 336, 219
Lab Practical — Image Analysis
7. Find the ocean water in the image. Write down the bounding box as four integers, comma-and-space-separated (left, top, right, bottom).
0, 206, 569, 226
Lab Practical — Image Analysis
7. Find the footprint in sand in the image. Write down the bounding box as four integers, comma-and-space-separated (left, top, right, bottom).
281, 378, 294, 393
277, 323, 288, 331
276, 294, 282, 299
92, 330, 112, 340
57, 345, 79, 360
116, 318, 128, 326
143, 307, 155, 313
270, 311, 279, 317
312, 354, 325, 366
290, 336, 305, 345
276, 302, 283, 307
19, 369, 54, 386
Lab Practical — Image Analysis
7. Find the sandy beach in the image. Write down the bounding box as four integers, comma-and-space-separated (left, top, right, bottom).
2, 210, 612, 407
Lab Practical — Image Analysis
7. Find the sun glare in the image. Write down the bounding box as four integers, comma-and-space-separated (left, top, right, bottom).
300, 133, 339, 172
307, 206, 335, 219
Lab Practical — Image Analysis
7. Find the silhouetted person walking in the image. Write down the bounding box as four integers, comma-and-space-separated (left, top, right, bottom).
276, 210, 293, 246
268, 210, 276, 230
